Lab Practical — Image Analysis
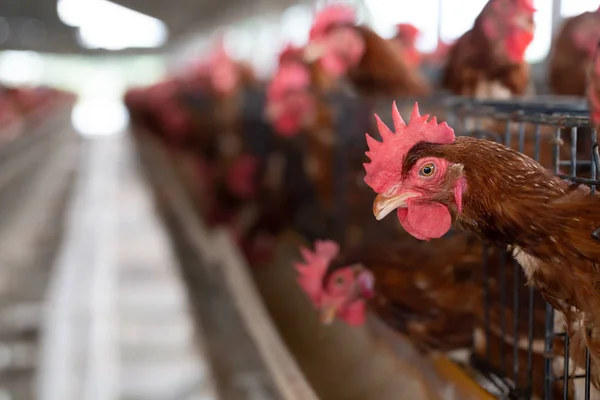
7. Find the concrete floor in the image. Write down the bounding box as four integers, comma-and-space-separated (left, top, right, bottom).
37, 134, 216, 400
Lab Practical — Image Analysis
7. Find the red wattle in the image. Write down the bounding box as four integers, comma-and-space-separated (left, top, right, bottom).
397, 200, 452, 241
338, 300, 366, 326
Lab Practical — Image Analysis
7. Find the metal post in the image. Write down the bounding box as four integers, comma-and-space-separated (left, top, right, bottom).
551, 0, 562, 39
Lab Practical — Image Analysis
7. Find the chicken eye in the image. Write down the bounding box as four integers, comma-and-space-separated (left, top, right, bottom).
419, 163, 435, 177
334, 276, 345, 286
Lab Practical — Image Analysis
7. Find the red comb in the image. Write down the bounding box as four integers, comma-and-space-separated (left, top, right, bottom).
309, 4, 356, 41
295, 240, 340, 305
363, 102, 455, 193
397, 23, 420, 39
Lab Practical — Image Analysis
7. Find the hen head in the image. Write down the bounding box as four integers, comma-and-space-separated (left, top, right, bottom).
364, 102, 464, 241
295, 240, 374, 326
305, 4, 365, 77
265, 62, 314, 137
481, 0, 536, 63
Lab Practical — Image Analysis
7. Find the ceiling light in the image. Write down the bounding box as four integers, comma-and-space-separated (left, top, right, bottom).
57, 0, 168, 50
0, 50, 43, 85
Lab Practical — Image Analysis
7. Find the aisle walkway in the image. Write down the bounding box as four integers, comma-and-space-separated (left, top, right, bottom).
37, 133, 216, 400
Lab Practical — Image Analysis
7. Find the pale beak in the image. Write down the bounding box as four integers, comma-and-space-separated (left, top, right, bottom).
373, 192, 420, 221
320, 304, 338, 325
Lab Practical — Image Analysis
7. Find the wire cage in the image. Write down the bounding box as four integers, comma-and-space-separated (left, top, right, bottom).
445, 96, 596, 400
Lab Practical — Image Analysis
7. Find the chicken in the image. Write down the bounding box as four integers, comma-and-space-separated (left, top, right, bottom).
440, 1, 551, 174
363, 101, 600, 389
295, 224, 482, 348
548, 9, 600, 179
549, 8, 600, 97
441, 0, 536, 98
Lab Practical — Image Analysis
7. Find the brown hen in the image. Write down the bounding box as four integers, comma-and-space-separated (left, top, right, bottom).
365, 102, 600, 391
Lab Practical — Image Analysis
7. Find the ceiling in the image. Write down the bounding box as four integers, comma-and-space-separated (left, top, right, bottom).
0, 0, 304, 54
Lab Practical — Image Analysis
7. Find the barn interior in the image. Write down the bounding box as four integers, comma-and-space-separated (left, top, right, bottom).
0, 1, 598, 399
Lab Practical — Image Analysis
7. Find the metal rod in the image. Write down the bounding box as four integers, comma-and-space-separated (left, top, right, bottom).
554, 127, 562, 175
544, 302, 555, 400
526, 285, 535, 395
513, 261, 520, 384
483, 245, 491, 361
571, 127, 578, 177
534, 123, 541, 163
564, 334, 570, 400
504, 120, 512, 147
500, 250, 507, 372
585, 349, 591, 400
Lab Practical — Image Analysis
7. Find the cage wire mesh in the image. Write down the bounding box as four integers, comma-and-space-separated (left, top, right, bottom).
446, 97, 596, 400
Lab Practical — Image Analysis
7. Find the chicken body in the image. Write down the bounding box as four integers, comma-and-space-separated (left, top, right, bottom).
324, 224, 484, 353
548, 11, 600, 178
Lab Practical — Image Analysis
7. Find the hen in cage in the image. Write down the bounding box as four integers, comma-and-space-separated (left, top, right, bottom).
304, 4, 430, 98
365, 100, 600, 397
439, 0, 561, 175
441, 0, 535, 99
548, 8, 600, 178
294, 219, 483, 351
549, 8, 600, 98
